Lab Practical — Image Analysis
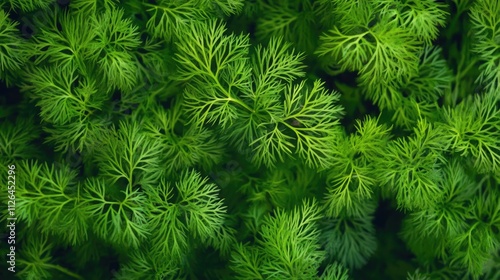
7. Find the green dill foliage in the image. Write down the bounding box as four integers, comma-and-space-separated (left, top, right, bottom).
0, 10, 24, 70
406, 269, 430, 280
173, 21, 344, 169
1, 0, 500, 279
469, 0, 500, 92
400, 159, 478, 260
324, 116, 390, 217
252, 0, 318, 54
0, 118, 39, 164
2, 0, 53, 12
15, 161, 84, 242
321, 199, 378, 269
379, 118, 448, 211
440, 91, 500, 173
93, 120, 164, 189
0, 9, 29, 85
142, 101, 225, 176
144, 0, 244, 42
315, 0, 451, 128
230, 199, 336, 279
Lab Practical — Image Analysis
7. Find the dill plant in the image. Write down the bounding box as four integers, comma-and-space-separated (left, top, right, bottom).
0, 0, 499, 279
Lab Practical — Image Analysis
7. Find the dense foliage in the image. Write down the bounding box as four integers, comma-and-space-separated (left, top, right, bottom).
1, 0, 500, 279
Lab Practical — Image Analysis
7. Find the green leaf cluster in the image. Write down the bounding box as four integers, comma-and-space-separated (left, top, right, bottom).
174, 20, 343, 169
1, 0, 500, 279
231, 199, 349, 279
316, 0, 451, 128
